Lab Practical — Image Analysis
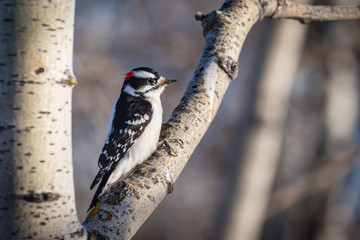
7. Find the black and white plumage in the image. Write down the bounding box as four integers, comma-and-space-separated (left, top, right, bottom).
88, 67, 176, 211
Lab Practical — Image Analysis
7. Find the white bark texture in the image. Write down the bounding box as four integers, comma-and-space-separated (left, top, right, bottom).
0, 0, 85, 239
82, 0, 285, 239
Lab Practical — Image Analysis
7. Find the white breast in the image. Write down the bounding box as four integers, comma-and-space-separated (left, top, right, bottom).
106, 96, 162, 188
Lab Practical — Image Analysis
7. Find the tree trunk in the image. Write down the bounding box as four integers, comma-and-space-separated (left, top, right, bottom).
0, 0, 85, 239
224, 11, 309, 240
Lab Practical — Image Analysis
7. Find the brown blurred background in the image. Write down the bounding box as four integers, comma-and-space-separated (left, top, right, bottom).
72, 0, 360, 239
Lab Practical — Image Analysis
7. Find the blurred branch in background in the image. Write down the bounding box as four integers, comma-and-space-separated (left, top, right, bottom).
261, 0, 360, 239
224, 6, 310, 239
270, 0, 360, 23
268, 147, 359, 218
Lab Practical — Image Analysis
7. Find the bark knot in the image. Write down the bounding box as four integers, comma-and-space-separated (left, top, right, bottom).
56, 69, 78, 86
257, 0, 272, 21
216, 54, 238, 80
195, 10, 223, 37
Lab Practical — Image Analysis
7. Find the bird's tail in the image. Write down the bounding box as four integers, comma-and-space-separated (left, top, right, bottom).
87, 171, 111, 212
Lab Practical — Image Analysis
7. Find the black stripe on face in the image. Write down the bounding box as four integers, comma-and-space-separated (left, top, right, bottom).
126, 78, 149, 90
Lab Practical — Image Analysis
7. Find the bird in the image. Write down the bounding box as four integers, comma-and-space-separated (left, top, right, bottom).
88, 67, 176, 211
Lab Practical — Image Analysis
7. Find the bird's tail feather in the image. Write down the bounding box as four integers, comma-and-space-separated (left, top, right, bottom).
87, 171, 111, 212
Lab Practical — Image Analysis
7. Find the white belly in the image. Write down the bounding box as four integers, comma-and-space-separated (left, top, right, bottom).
106, 97, 162, 188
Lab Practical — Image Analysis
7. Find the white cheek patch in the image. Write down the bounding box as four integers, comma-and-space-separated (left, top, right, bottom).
143, 85, 165, 98
133, 70, 156, 79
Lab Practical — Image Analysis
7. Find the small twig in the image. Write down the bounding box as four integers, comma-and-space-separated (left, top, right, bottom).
267, 0, 360, 24
267, 146, 359, 218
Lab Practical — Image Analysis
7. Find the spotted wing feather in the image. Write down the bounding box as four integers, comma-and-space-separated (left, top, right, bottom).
90, 93, 152, 190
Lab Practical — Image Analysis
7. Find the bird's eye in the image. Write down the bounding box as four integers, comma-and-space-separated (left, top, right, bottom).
147, 79, 155, 84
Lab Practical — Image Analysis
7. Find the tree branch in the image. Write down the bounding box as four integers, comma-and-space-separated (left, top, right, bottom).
267, 147, 359, 218
83, 0, 261, 238
265, 0, 360, 24
83, 0, 360, 239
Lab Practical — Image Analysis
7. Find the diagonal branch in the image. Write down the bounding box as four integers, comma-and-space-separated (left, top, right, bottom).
83, 0, 360, 239
265, 0, 360, 23
83, 0, 262, 238
267, 147, 359, 218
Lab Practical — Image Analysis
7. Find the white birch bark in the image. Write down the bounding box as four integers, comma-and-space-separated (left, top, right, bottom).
0, 0, 86, 239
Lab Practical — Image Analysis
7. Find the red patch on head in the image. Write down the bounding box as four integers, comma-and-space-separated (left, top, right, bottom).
124, 71, 134, 80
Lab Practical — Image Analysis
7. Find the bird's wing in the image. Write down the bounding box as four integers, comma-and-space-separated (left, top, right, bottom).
90, 96, 153, 190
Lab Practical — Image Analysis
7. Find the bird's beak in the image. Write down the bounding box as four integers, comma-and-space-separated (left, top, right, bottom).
158, 77, 176, 85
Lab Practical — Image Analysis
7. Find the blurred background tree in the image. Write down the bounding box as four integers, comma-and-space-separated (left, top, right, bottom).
72, 0, 359, 239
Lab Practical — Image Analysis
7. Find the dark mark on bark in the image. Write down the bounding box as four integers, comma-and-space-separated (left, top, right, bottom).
98, 209, 112, 221
0, 125, 15, 132
87, 230, 109, 240
15, 191, 60, 203
5, 80, 45, 86
55, 18, 65, 23
24, 126, 34, 132
35, 67, 45, 75
69, 228, 84, 238
103, 181, 127, 207
147, 195, 155, 203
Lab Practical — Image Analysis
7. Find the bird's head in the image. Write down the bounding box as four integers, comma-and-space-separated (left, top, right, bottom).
122, 67, 176, 98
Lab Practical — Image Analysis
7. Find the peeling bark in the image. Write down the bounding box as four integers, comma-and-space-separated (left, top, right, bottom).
0, 0, 85, 239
